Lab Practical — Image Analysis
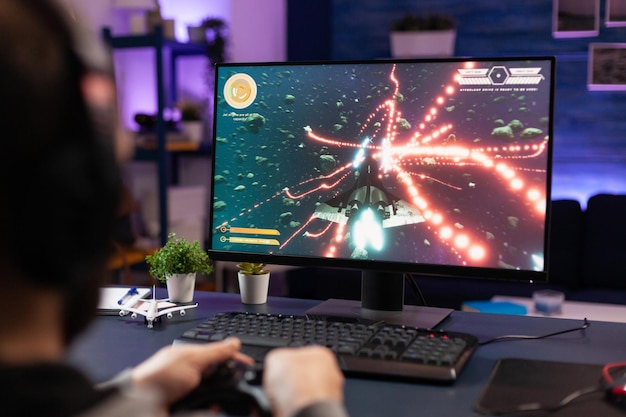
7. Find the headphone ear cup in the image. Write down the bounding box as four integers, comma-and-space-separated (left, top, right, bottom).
9, 40, 121, 289
0, 0, 123, 345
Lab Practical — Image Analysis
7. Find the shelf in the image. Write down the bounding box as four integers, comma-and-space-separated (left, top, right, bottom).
133, 141, 211, 159
140, 141, 203, 152
103, 28, 207, 54
103, 25, 209, 246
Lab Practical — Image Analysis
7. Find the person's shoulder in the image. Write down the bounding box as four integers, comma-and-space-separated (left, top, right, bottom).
77, 385, 161, 417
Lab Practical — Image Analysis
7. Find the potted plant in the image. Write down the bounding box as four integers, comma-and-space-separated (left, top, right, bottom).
390, 13, 456, 58
185, 17, 228, 85
177, 100, 204, 143
236, 262, 271, 304
201, 17, 228, 67
145, 233, 213, 302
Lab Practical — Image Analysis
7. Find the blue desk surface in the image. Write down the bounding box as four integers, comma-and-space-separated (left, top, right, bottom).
66, 290, 626, 416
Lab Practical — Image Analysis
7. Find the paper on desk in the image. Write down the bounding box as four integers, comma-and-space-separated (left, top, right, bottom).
98, 287, 151, 312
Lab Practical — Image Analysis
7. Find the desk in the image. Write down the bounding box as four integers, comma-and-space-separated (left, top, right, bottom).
66, 291, 626, 416
492, 295, 626, 323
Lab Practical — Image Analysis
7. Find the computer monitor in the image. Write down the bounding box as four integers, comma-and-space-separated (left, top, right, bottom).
209, 57, 554, 326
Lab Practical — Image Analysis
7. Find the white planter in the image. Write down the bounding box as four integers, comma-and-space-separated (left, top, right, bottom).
187, 26, 205, 43
182, 121, 203, 143
390, 30, 456, 58
166, 272, 196, 303
237, 272, 270, 304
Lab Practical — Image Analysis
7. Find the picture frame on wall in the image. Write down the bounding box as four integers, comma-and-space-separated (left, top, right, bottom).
588, 43, 626, 91
553, 0, 600, 38
606, 0, 626, 27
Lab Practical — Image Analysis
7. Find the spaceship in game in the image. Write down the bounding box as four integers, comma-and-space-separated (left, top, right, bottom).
313, 153, 425, 231
312, 148, 425, 252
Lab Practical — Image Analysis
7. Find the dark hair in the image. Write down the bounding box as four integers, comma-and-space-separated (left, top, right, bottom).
0, 1, 120, 341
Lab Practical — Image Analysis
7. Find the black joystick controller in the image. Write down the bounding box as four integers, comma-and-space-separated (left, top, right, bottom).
169, 361, 271, 416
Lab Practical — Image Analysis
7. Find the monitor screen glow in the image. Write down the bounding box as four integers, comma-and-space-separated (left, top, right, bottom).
209, 57, 554, 283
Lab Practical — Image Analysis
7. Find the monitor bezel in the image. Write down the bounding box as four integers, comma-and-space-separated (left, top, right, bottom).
208, 56, 556, 284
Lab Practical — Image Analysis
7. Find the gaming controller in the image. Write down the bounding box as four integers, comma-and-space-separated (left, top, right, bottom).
169, 361, 271, 416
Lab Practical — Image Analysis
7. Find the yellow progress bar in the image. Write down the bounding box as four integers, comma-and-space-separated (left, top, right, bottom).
226, 236, 280, 246
229, 227, 280, 236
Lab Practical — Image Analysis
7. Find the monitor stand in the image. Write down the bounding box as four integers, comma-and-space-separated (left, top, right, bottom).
304, 270, 453, 328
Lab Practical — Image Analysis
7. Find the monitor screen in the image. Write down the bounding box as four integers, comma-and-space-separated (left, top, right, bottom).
209, 57, 554, 309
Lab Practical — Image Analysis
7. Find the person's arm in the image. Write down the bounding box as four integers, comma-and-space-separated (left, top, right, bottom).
263, 346, 348, 417
129, 337, 253, 406
92, 338, 251, 416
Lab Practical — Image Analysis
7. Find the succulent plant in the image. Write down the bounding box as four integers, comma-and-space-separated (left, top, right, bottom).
237, 262, 270, 275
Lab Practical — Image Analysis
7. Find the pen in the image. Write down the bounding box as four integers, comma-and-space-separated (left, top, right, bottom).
117, 287, 138, 305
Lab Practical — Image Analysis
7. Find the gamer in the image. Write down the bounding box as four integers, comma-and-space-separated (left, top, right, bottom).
0, 1, 347, 417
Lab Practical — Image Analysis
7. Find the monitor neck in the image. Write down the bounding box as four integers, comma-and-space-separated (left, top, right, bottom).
361, 270, 404, 312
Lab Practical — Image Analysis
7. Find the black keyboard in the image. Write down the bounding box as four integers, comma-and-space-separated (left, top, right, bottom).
175, 312, 478, 383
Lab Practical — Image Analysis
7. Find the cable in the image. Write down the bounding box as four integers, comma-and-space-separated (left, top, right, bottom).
404, 273, 428, 306
478, 318, 590, 346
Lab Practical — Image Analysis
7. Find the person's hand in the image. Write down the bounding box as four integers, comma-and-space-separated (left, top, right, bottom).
263, 346, 344, 417
131, 337, 253, 405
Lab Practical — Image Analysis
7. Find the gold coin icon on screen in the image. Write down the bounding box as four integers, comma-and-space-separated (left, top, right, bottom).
224, 73, 257, 109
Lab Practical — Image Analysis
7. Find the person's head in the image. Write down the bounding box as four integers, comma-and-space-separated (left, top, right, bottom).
0, 0, 120, 345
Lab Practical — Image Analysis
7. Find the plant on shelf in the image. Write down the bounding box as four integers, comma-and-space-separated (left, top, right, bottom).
237, 262, 270, 276
145, 233, 213, 302
186, 16, 228, 94
201, 17, 228, 67
177, 100, 204, 143
391, 13, 455, 32
178, 100, 202, 122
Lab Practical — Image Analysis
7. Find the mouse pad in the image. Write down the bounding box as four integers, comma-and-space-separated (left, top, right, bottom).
474, 358, 626, 416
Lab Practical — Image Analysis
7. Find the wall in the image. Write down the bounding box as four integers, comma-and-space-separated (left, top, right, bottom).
229, 0, 286, 63
289, 0, 626, 205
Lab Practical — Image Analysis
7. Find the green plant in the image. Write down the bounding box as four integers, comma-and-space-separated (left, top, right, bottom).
201, 17, 228, 66
237, 262, 269, 275
178, 101, 202, 121
146, 233, 213, 282
391, 13, 455, 32
200, 16, 228, 85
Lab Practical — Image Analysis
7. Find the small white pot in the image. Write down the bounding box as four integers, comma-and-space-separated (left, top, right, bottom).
187, 25, 205, 43
166, 272, 197, 303
390, 30, 456, 58
182, 121, 203, 143
237, 272, 270, 304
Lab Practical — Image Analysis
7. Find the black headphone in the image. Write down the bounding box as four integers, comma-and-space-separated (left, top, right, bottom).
0, 0, 121, 292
